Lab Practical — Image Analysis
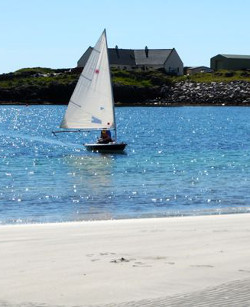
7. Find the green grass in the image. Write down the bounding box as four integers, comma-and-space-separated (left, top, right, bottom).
0, 67, 79, 89
173, 70, 250, 83
112, 68, 250, 87
0, 67, 249, 90
111, 68, 172, 87
14, 67, 54, 75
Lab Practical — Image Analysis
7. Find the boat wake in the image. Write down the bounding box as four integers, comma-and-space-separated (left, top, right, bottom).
0, 130, 83, 150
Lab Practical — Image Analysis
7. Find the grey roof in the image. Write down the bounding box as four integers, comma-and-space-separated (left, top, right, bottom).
108, 48, 173, 66
108, 48, 136, 66
134, 49, 173, 65
78, 47, 175, 67
220, 54, 250, 59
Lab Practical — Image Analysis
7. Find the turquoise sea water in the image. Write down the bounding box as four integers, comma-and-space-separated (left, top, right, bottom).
0, 105, 250, 224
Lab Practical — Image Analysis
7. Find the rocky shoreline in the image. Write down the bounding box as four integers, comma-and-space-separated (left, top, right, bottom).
0, 80, 249, 106
158, 80, 250, 106
114, 80, 250, 106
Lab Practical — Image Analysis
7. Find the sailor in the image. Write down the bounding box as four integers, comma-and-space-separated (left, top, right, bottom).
98, 129, 113, 144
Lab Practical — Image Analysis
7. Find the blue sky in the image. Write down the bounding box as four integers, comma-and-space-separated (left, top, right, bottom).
0, 0, 249, 74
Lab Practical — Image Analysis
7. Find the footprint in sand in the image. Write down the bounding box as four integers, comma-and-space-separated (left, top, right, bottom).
133, 261, 152, 268
110, 257, 130, 263
190, 264, 214, 268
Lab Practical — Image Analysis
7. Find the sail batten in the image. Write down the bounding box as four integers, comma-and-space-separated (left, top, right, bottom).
70, 100, 82, 108
93, 48, 101, 54
60, 30, 115, 130
82, 75, 93, 82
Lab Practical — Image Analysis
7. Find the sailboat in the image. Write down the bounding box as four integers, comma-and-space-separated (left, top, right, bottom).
59, 30, 127, 153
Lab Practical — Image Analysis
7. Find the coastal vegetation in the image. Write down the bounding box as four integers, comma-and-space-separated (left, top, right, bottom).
0, 67, 249, 105
177, 70, 250, 83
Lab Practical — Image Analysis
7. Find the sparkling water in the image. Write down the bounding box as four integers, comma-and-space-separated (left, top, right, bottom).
0, 105, 250, 224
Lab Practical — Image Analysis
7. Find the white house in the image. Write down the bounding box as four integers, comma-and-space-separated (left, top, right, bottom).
77, 46, 183, 75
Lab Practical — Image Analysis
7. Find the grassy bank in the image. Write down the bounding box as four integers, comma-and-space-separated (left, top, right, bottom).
175, 70, 250, 83
0, 67, 250, 89
0, 67, 78, 88
0, 67, 249, 105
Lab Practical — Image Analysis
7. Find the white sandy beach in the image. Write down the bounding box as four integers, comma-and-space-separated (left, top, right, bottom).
1, 214, 250, 307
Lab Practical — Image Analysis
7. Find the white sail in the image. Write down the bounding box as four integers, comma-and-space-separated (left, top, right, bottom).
60, 30, 115, 130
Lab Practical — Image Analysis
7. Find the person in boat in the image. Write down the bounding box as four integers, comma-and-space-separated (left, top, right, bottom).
97, 129, 113, 144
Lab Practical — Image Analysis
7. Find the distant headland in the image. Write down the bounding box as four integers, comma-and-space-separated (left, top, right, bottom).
0, 67, 249, 106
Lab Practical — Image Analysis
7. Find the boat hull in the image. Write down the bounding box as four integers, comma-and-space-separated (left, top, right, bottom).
84, 142, 127, 153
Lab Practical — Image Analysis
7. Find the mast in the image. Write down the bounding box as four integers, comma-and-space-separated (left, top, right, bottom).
104, 29, 117, 142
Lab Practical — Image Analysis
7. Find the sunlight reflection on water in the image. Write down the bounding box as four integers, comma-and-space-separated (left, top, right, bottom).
0, 105, 250, 224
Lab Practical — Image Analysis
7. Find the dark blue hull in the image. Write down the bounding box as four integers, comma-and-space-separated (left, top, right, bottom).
85, 142, 127, 153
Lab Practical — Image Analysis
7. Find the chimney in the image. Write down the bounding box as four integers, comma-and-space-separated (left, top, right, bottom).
145, 46, 149, 58
115, 45, 120, 58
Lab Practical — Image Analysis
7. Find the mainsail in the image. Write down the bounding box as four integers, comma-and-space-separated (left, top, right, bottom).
60, 30, 115, 130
